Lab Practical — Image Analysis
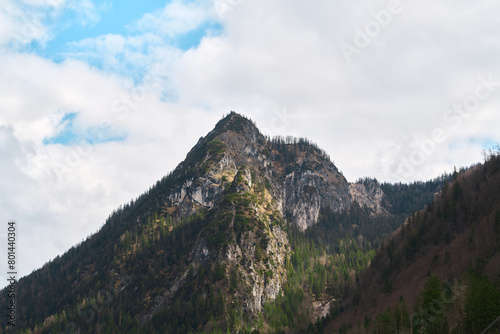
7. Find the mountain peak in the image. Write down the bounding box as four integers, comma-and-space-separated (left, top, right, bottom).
6, 112, 411, 333
211, 111, 260, 138
221, 110, 251, 124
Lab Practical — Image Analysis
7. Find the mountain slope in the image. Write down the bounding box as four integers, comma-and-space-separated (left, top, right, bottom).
325, 153, 500, 333
0, 113, 352, 333
0, 112, 451, 333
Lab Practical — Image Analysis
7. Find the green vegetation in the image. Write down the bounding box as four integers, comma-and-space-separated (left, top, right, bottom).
464, 273, 500, 333
329, 150, 500, 333
371, 297, 411, 334
206, 189, 260, 250
5, 112, 489, 334
199, 140, 227, 174
208, 140, 226, 156
263, 226, 376, 332
7, 162, 446, 333
151, 282, 228, 333
370, 272, 500, 334
268, 135, 332, 166
3, 209, 207, 334
263, 286, 306, 330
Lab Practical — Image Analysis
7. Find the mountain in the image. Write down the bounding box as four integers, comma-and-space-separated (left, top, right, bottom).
0, 112, 450, 334
325, 152, 500, 333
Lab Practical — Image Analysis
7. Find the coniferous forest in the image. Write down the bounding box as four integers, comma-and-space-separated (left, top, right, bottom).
325, 150, 500, 334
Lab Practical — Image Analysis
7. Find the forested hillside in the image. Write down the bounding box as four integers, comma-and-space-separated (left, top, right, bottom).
0, 113, 453, 333
325, 150, 500, 334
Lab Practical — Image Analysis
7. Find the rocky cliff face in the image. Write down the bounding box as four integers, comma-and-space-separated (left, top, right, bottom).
281, 163, 352, 231
212, 165, 289, 313
349, 180, 386, 215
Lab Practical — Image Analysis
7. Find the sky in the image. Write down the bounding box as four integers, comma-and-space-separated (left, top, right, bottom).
1, 0, 500, 282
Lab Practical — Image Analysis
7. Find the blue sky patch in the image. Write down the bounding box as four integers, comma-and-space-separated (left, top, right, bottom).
43, 112, 78, 145
43, 112, 126, 146
30, 0, 222, 82
32, 1, 221, 58
175, 22, 223, 50
37, 1, 168, 62
468, 137, 498, 149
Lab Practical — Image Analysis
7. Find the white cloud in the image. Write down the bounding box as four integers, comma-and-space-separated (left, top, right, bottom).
62, 0, 218, 79
133, 0, 215, 38
0, 50, 220, 283
168, 0, 500, 181
64, 33, 184, 81
0, 0, 101, 50
0, 0, 50, 47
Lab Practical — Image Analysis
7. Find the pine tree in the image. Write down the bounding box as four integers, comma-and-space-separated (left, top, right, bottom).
395, 297, 410, 333
465, 274, 500, 333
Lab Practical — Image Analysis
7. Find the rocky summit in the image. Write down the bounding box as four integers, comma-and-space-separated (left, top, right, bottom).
165, 111, 353, 232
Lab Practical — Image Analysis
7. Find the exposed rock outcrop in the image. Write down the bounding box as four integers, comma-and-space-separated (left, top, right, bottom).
164, 112, 355, 231
349, 181, 386, 215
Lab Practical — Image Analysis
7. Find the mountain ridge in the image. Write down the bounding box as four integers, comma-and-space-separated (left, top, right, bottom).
0, 112, 451, 333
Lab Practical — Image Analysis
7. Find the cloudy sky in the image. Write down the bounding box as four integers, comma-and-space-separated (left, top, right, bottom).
1, 0, 499, 282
